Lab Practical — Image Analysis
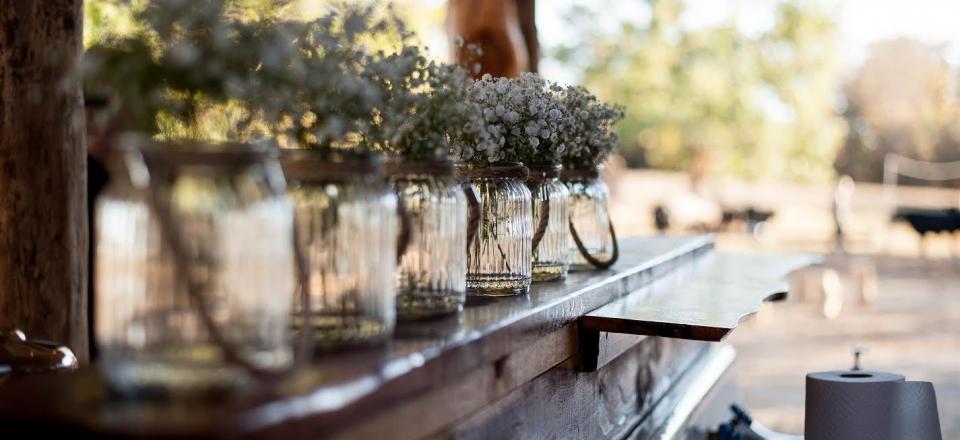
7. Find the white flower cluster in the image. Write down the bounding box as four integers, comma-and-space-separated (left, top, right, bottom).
557, 85, 624, 169
267, 6, 401, 147
455, 73, 569, 167
361, 44, 492, 161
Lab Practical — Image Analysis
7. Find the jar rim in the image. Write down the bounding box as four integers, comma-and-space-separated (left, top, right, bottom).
281, 148, 386, 181
118, 134, 277, 167
386, 160, 455, 176
560, 167, 602, 179
527, 164, 561, 181
526, 163, 562, 172
455, 162, 529, 180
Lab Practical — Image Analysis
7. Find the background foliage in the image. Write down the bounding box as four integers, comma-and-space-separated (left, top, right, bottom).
550, 0, 844, 183
86, 0, 960, 184
836, 38, 960, 186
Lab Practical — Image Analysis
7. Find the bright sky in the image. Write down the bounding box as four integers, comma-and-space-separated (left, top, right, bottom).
838, 0, 960, 66
534, 0, 960, 83
360, 0, 960, 86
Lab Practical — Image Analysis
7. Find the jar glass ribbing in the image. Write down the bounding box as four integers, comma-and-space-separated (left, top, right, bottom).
528, 170, 570, 282
95, 140, 295, 396
391, 164, 467, 319
464, 166, 533, 296
563, 175, 613, 271
283, 151, 397, 349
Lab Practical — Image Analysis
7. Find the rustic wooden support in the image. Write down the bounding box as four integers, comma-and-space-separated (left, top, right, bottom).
582, 253, 813, 343
0, 237, 713, 438
0, 236, 811, 438
0, 1, 88, 360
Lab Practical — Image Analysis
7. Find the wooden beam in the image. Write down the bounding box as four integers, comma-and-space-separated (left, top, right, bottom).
0, 0, 88, 361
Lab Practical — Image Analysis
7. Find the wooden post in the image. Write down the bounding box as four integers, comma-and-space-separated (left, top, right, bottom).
0, 1, 88, 361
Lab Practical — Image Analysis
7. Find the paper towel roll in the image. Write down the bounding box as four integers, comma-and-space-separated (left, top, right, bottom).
892, 381, 943, 440
805, 370, 942, 440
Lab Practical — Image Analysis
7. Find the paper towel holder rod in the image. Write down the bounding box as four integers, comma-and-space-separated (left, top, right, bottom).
851, 345, 865, 371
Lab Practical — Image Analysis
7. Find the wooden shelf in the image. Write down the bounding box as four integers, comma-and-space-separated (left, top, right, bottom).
0, 236, 819, 438
582, 252, 814, 342
0, 235, 718, 438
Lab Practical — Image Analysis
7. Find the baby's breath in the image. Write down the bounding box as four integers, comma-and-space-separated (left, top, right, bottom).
557, 85, 624, 170
456, 73, 568, 168
362, 45, 491, 162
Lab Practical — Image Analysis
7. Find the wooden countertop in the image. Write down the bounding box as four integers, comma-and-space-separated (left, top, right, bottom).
583, 252, 815, 342
0, 235, 719, 438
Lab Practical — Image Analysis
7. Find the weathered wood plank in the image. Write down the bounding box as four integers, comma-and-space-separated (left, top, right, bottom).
442, 338, 714, 439
583, 253, 815, 342
326, 324, 577, 440
578, 328, 647, 372
0, 236, 712, 439
0, 0, 88, 361
626, 345, 736, 440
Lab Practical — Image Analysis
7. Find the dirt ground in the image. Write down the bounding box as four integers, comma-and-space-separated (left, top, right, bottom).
727, 255, 960, 437
606, 168, 960, 257
606, 169, 960, 437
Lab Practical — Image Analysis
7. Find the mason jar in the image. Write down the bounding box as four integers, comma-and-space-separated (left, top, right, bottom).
95, 138, 295, 396
388, 161, 467, 320
527, 165, 570, 282
282, 150, 397, 349
459, 163, 533, 296
562, 168, 619, 271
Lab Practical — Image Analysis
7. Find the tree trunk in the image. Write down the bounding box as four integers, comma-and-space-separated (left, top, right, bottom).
0, 1, 88, 361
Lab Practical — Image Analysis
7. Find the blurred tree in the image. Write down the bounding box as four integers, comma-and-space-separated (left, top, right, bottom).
756, 2, 845, 182
549, 0, 843, 183
84, 0, 298, 47
84, 0, 143, 46
836, 38, 960, 186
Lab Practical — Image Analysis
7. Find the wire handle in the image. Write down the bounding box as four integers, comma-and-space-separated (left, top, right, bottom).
569, 204, 619, 270
531, 200, 551, 252
464, 182, 481, 253
396, 195, 412, 264
138, 153, 314, 383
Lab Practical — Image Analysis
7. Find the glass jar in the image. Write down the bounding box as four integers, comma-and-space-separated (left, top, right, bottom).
95, 138, 295, 396
527, 165, 570, 282
282, 150, 397, 349
389, 161, 467, 320
460, 163, 533, 296
562, 169, 619, 271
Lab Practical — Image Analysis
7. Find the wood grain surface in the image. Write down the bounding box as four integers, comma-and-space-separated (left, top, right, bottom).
583, 252, 816, 342
0, 236, 712, 438
0, 0, 88, 360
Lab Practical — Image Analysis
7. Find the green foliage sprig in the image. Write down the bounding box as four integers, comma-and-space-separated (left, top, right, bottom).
82, 0, 398, 148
